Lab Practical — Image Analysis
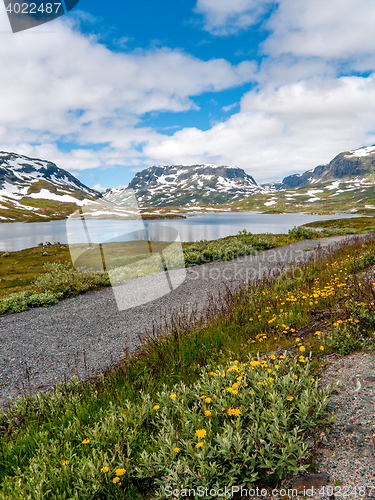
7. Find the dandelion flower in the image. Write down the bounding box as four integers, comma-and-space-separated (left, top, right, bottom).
62, 460, 68, 466
153, 405, 160, 410
204, 397, 212, 403
204, 410, 211, 417
320, 345, 324, 351
195, 429, 207, 439
270, 354, 276, 360
286, 396, 294, 401
100, 466, 109, 473
113, 477, 120, 484
195, 442, 203, 448
170, 394, 177, 399
115, 468, 126, 476
299, 346, 306, 352
82, 439, 90, 444
174, 447, 181, 453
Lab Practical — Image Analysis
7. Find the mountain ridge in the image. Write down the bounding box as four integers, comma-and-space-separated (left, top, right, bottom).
104, 163, 261, 207
1, 144, 374, 222
0, 151, 102, 222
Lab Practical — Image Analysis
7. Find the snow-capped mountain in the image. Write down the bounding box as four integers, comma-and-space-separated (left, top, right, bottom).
104, 164, 261, 207
235, 145, 375, 214
0, 152, 101, 222
281, 144, 375, 189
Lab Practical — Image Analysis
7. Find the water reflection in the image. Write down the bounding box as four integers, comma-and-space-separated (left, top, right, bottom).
0, 212, 360, 252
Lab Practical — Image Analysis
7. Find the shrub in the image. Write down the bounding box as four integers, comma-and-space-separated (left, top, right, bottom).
0, 290, 61, 314
34, 262, 110, 298
0, 355, 331, 500
288, 226, 316, 241
137, 355, 331, 497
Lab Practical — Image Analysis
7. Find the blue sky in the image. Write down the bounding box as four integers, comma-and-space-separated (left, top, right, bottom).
0, 0, 374, 189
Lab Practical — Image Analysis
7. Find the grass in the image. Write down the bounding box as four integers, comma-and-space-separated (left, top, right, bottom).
0, 234, 374, 498
228, 178, 375, 214
0, 199, 80, 223
303, 215, 375, 232
1, 222, 374, 314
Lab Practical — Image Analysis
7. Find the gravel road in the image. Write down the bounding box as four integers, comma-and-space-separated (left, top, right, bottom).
0, 234, 372, 409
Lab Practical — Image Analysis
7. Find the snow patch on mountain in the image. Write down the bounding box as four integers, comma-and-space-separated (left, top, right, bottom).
344, 145, 375, 158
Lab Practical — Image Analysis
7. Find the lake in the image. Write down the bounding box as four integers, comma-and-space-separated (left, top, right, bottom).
0, 212, 359, 252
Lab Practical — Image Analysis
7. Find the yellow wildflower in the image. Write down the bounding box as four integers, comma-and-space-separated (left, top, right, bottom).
113, 477, 120, 484
204, 397, 212, 403
204, 410, 211, 416
195, 442, 203, 448
100, 466, 109, 473
195, 429, 207, 439
299, 346, 306, 352
81, 439, 90, 444
174, 447, 181, 453
286, 396, 294, 401
170, 394, 177, 399
153, 405, 160, 410
115, 468, 126, 476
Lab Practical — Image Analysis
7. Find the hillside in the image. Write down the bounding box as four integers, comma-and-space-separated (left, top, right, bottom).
103, 164, 263, 207
0, 152, 102, 222
232, 145, 375, 214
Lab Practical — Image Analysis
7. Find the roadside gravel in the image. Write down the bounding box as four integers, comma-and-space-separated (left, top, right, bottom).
0, 233, 372, 410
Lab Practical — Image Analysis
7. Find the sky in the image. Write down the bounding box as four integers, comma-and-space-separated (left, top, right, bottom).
0, 0, 374, 189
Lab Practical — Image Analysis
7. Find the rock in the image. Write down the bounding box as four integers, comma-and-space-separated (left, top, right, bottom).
38, 242, 44, 247
290, 472, 330, 491
53, 242, 60, 245
42, 252, 49, 256
44, 241, 52, 246
1, 251, 9, 257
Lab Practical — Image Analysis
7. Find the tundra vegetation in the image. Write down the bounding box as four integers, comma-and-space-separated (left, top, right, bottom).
0, 231, 374, 498
0, 217, 374, 314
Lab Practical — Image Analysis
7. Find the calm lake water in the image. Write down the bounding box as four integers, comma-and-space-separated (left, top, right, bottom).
0, 212, 359, 252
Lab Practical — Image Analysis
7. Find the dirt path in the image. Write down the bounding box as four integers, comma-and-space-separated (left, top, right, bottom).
0, 234, 371, 410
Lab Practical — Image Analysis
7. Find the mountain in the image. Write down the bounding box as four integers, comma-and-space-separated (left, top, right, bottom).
281, 145, 375, 189
104, 164, 261, 208
0, 152, 101, 222
233, 145, 375, 214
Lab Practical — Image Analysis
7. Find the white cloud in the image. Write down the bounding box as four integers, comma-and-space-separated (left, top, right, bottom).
0, 1, 374, 188
0, 9, 256, 170
263, 0, 375, 69
195, 0, 273, 35
143, 75, 375, 183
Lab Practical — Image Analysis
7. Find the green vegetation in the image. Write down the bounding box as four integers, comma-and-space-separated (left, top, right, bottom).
303, 215, 375, 232
228, 180, 375, 215
0, 236, 374, 498
0, 198, 79, 222
0, 223, 373, 314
